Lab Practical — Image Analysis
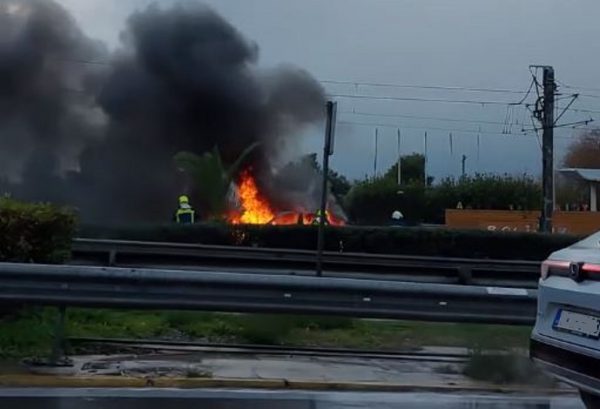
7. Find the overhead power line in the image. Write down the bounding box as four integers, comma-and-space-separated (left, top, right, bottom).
327, 93, 526, 106
321, 79, 528, 95
579, 94, 600, 100
556, 79, 600, 95
512, 78, 536, 106
337, 120, 529, 136
54, 58, 532, 97
521, 119, 594, 132
338, 120, 584, 141
58, 58, 553, 109
340, 110, 518, 126
560, 106, 600, 115
554, 94, 579, 124
554, 93, 580, 102
328, 79, 537, 107
55, 58, 600, 129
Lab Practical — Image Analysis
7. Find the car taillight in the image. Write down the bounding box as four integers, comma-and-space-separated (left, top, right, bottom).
583, 263, 600, 274
541, 261, 550, 280
541, 260, 570, 280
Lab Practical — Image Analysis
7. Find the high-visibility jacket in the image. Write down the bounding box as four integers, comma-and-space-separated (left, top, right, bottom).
312, 211, 330, 226
175, 204, 195, 224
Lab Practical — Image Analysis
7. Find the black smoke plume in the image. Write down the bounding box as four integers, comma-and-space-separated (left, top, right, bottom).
0, 1, 325, 222
0, 0, 106, 199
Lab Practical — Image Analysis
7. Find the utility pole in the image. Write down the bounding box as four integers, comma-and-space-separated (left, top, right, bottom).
397, 129, 402, 185
424, 131, 428, 187
477, 128, 481, 163
530, 65, 584, 229
316, 101, 337, 277
540, 66, 555, 233
373, 128, 379, 178
461, 155, 467, 177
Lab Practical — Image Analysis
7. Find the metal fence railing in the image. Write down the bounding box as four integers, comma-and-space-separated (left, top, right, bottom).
71, 238, 541, 289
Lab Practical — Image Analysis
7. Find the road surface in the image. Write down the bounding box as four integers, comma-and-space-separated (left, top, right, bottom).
0, 389, 583, 408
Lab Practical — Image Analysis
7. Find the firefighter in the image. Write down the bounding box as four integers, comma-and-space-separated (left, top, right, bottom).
175, 195, 195, 224
312, 209, 330, 226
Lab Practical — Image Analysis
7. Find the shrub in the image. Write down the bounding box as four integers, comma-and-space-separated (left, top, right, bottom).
80, 222, 232, 245
344, 178, 403, 225
79, 223, 579, 261
431, 174, 541, 213
344, 173, 542, 225
0, 198, 77, 263
464, 351, 554, 386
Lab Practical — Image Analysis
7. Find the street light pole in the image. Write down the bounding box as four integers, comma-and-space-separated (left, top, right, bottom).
316, 101, 337, 277
397, 129, 402, 185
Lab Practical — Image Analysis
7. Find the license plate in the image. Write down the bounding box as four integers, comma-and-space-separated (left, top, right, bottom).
553, 309, 600, 338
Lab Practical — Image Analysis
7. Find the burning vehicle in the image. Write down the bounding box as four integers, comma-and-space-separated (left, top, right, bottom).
227, 169, 347, 226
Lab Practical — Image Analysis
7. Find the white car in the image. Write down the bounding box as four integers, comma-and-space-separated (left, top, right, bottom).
531, 230, 600, 408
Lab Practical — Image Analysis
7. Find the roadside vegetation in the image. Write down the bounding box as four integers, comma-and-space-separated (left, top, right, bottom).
0, 197, 543, 385
80, 222, 579, 260
463, 351, 553, 386
0, 197, 76, 264
0, 308, 531, 359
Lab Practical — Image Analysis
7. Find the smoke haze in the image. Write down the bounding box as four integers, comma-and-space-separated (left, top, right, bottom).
0, 0, 325, 222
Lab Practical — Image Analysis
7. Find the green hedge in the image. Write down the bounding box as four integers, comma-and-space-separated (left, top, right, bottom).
344, 174, 542, 225
0, 198, 77, 263
79, 223, 580, 261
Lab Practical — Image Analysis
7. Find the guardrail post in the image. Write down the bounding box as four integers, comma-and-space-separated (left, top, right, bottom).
108, 250, 117, 267
50, 306, 69, 365
457, 267, 473, 285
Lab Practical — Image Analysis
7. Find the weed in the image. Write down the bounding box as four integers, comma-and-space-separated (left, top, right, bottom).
463, 351, 554, 386
185, 368, 211, 378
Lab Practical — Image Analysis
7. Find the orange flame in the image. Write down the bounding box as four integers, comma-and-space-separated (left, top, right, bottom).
229, 169, 347, 226
230, 170, 275, 224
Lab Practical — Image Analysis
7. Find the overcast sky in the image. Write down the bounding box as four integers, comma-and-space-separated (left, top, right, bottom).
57, 0, 600, 181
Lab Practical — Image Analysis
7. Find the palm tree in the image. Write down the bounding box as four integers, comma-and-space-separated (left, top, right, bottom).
174, 143, 259, 219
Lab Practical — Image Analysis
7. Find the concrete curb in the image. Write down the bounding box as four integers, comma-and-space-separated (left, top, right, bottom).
0, 375, 576, 395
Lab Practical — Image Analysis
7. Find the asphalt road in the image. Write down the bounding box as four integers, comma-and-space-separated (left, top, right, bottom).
0, 389, 584, 409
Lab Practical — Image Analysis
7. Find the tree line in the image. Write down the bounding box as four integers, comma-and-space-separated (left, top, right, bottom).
341, 129, 600, 224
172, 129, 600, 225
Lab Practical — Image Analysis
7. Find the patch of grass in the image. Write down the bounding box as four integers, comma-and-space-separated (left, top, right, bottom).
0, 308, 532, 359
283, 320, 531, 351
236, 315, 355, 344
390, 321, 531, 350
236, 315, 297, 344
162, 312, 239, 339
67, 309, 170, 339
0, 308, 55, 358
292, 316, 354, 331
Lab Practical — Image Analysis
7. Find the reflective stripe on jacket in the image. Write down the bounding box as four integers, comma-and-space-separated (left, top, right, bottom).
176, 208, 195, 224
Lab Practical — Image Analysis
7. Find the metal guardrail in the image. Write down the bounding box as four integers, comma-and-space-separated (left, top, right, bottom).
0, 263, 537, 325
71, 238, 542, 288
